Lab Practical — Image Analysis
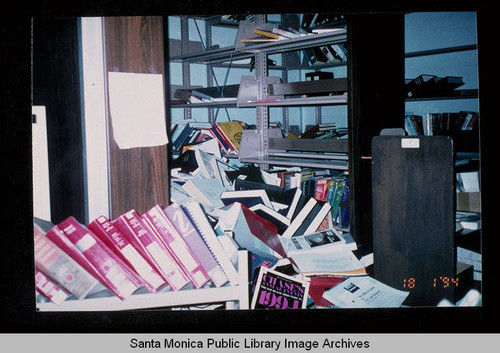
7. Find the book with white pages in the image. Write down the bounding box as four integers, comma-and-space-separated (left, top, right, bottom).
280, 229, 347, 256
182, 202, 240, 286
281, 197, 317, 238
322, 276, 409, 308
290, 245, 366, 277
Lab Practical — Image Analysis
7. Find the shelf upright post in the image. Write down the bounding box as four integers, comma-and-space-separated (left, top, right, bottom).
280, 14, 290, 131
205, 19, 215, 123
181, 16, 191, 121
254, 14, 269, 169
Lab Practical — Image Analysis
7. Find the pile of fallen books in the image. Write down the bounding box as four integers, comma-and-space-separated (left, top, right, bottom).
169, 136, 402, 309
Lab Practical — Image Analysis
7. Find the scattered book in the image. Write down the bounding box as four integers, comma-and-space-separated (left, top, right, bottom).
249, 203, 291, 234
226, 164, 266, 184
216, 120, 246, 151
290, 246, 365, 277
299, 201, 332, 236
221, 188, 274, 210
281, 197, 318, 238
307, 276, 346, 307
322, 276, 410, 308
182, 177, 227, 208
251, 267, 310, 309
211, 202, 281, 260
280, 229, 347, 257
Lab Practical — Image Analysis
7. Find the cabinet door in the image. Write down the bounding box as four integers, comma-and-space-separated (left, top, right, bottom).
372, 136, 455, 306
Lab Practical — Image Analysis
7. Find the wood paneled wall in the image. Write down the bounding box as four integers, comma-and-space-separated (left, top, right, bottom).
103, 17, 169, 219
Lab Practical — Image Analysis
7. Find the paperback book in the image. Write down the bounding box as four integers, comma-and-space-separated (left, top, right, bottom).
142, 205, 211, 288
251, 267, 309, 309
182, 201, 240, 286
163, 203, 229, 287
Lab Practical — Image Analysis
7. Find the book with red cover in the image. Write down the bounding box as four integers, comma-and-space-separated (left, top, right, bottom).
88, 215, 167, 293
142, 205, 210, 289
113, 210, 190, 291
308, 276, 345, 307
240, 204, 287, 258
211, 123, 237, 153
35, 267, 71, 305
163, 203, 229, 287
57, 217, 143, 300
36, 224, 100, 299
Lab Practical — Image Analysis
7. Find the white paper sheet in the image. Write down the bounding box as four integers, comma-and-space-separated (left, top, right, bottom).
290, 247, 364, 274
323, 276, 409, 308
108, 72, 168, 149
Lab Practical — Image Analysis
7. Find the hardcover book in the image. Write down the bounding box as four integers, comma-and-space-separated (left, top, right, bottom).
38, 225, 101, 299
220, 189, 274, 210
281, 197, 318, 238
88, 216, 167, 293
163, 203, 229, 287
251, 267, 309, 309
113, 210, 190, 291
213, 202, 286, 260
280, 229, 346, 256
300, 201, 332, 236
182, 178, 226, 208
57, 217, 143, 300
215, 120, 246, 151
142, 205, 210, 288
249, 203, 290, 234
35, 267, 71, 305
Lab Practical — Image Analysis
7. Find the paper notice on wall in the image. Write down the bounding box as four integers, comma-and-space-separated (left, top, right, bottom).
108, 72, 168, 149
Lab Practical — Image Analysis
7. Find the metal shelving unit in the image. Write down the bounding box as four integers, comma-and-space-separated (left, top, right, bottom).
170, 14, 350, 170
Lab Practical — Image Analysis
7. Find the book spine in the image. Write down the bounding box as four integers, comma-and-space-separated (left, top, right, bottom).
88, 216, 167, 293
314, 178, 330, 201
163, 203, 229, 287
35, 267, 71, 305
329, 179, 346, 221
272, 27, 299, 38
207, 129, 229, 154
212, 123, 237, 153
210, 125, 233, 153
112, 211, 190, 291
303, 202, 332, 235
281, 198, 318, 238
58, 217, 142, 300
142, 205, 210, 289
182, 202, 240, 286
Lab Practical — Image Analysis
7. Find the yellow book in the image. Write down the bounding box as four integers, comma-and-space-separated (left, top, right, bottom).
254, 29, 281, 39
216, 121, 245, 151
